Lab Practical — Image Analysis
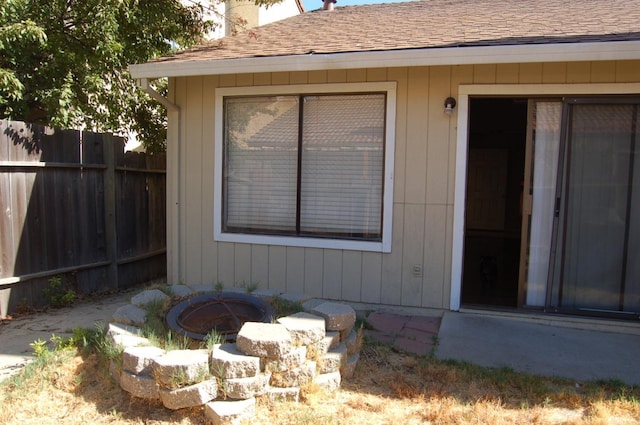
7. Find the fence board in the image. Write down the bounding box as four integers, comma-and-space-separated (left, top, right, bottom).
0, 120, 166, 317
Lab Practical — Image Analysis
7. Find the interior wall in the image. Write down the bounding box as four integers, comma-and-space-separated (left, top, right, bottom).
168, 60, 640, 309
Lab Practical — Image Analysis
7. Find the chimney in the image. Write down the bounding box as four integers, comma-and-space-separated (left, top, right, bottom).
322, 0, 336, 10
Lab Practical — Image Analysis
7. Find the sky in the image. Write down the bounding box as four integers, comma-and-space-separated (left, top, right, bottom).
302, 0, 412, 12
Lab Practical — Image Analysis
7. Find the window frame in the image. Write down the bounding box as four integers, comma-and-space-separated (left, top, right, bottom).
214, 82, 397, 253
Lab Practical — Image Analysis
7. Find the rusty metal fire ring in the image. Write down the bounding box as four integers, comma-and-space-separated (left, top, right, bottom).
165, 292, 275, 341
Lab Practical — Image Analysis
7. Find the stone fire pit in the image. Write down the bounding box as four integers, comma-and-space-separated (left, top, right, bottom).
166, 292, 275, 341
110, 285, 362, 424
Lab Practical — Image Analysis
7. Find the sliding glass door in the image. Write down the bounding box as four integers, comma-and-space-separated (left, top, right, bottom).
549, 99, 640, 315
520, 97, 640, 317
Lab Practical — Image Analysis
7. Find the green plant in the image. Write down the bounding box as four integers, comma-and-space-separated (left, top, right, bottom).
163, 331, 191, 351
355, 316, 374, 331
241, 281, 259, 293
143, 298, 170, 340
201, 330, 224, 351
168, 367, 190, 389
81, 323, 124, 363
29, 338, 49, 359
429, 335, 439, 358
166, 365, 210, 389
159, 285, 175, 297
210, 361, 227, 380
3, 333, 77, 396
271, 296, 304, 318
42, 276, 76, 308
214, 281, 225, 293
209, 360, 230, 398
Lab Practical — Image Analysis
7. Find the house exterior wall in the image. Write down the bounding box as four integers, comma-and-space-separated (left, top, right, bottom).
167, 60, 640, 309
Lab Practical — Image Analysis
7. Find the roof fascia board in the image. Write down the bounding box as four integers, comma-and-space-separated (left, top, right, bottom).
130, 40, 640, 79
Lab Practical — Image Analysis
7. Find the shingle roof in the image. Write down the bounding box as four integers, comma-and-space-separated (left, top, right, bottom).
153, 0, 640, 64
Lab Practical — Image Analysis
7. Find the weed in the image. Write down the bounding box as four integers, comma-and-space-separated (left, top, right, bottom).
82, 323, 124, 363
201, 329, 224, 351
166, 365, 210, 389
42, 276, 76, 308
144, 329, 161, 348
245, 281, 259, 293
4, 333, 78, 397
30, 338, 49, 359
428, 334, 439, 358
164, 331, 191, 351
168, 367, 190, 389
355, 316, 374, 330
214, 281, 225, 292
159, 285, 175, 297
217, 376, 229, 399
210, 361, 227, 380
143, 298, 169, 339
271, 296, 304, 318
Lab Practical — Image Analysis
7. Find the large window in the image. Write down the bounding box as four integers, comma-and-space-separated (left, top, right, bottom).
214, 83, 396, 252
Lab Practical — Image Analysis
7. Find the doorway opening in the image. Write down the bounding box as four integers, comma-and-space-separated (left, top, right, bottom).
461, 98, 527, 308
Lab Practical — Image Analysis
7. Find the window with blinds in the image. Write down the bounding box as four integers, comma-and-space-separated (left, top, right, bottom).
223, 93, 386, 241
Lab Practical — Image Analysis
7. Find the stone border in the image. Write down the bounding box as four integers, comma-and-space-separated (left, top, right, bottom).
110, 286, 362, 424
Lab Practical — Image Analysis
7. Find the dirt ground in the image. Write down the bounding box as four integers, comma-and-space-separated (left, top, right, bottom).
1, 340, 639, 425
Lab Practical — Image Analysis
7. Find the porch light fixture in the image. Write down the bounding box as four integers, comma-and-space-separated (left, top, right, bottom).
444, 97, 457, 115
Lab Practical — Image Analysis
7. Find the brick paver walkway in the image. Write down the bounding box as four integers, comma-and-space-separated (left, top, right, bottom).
363, 311, 441, 356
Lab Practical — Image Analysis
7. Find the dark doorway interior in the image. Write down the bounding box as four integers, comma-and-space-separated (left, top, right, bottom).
461, 98, 528, 308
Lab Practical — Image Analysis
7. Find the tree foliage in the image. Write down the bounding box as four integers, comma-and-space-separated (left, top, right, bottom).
0, 0, 217, 153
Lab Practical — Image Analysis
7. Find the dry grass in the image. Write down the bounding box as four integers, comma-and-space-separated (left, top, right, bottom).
1, 341, 638, 425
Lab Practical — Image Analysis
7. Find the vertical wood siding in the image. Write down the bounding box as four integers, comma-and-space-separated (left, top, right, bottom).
171, 60, 640, 308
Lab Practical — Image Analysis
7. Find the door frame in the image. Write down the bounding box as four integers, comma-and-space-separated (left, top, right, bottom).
449, 83, 640, 311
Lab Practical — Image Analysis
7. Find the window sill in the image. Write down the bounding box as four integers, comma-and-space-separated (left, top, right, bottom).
214, 231, 391, 253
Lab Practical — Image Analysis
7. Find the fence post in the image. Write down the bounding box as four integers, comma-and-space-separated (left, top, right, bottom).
103, 133, 119, 290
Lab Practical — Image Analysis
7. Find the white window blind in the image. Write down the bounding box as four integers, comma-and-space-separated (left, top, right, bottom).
224, 96, 299, 233
223, 92, 386, 241
300, 94, 385, 238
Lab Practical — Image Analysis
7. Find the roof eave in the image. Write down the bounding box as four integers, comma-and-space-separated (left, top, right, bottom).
129, 40, 640, 80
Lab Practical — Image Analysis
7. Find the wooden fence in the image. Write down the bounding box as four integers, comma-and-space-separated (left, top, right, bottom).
0, 120, 166, 317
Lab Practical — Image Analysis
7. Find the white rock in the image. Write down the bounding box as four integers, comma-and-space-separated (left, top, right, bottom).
122, 346, 165, 375
342, 352, 360, 379
236, 322, 292, 358
159, 379, 218, 410
120, 371, 159, 400
210, 343, 260, 379
343, 328, 361, 355
108, 322, 143, 338
320, 343, 347, 374
278, 292, 313, 303
262, 346, 306, 373
112, 304, 147, 327
131, 289, 170, 309
314, 371, 341, 392
308, 331, 340, 360
251, 288, 280, 301
224, 372, 271, 399
153, 349, 210, 389
110, 333, 150, 349
270, 360, 316, 388
205, 398, 256, 425
311, 302, 356, 332
277, 312, 326, 346
267, 387, 300, 403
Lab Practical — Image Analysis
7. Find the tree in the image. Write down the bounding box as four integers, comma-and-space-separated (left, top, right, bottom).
0, 0, 217, 153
